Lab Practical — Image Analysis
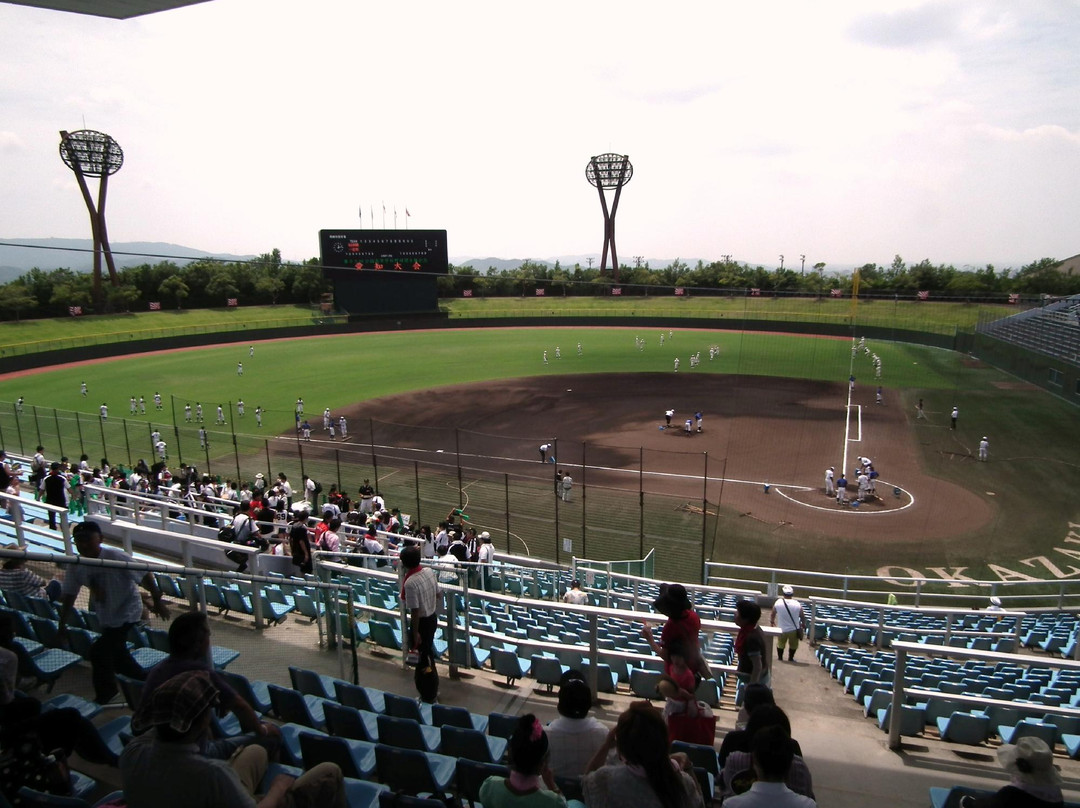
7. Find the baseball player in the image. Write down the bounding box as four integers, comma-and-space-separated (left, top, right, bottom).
979, 436, 989, 462
664, 409, 674, 428
695, 411, 703, 432
875, 387, 883, 405
80, 381, 87, 397
237, 362, 243, 376
539, 443, 550, 463
951, 406, 958, 429
674, 357, 680, 372
836, 472, 848, 505
916, 398, 926, 420
684, 418, 693, 436
555, 346, 561, 359
825, 467, 835, 497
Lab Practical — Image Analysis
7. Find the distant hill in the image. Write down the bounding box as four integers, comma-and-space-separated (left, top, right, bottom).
0, 239, 257, 283
449, 255, 859, 275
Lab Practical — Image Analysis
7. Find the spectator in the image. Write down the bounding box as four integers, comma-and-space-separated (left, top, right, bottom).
120, 670, 345, 808
56, 520, 170, 704
721, 705, 813, 801
718, 684, 777, 766
39, 463, 69, 530
418, 525, 436, 559
132, 612, 280, 758
959, 737, 1063, 808
322, 518, 343, 563
476, 531, 495, 589
546, 672, 609, 784
656, 639, 697, 718
641, 583, 711, 686
734, 600, 769, 704
723, 726, 816, 807
770, 585, 805, 662
480, 714, 565, 807
400, 545, 439, 674
562, 580, 588, 606
288, 510, 313, 575
0, 558, 61, 602
582, 701, 703, 808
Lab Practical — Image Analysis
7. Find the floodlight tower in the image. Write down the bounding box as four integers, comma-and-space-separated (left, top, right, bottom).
585, 153, 633, 282
59, 129, 124, 306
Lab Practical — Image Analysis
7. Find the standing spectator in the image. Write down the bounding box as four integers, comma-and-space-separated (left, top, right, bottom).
39, 463, 69, 530
302, 474, 316, 505
582, 701, 703, 808
358, 480, 375, 514
770, 586, 804, 662
288, 511, 313, 575
418, 525, 436, 559
477, 531, 495, 589
400, 545, 439, 676
562, 580, 588, 606
322, 518, 342, 563
56, 520, 170, 704
734, 600, 769, 704
0, 558, 61, 602
561, 472, 573, 503
277, 473, 293, 510
29, 446, 47, 499
480, 714, 565, 807
641, 584, 710, 685
546, 672, 609, 783
120, 670, 345, 808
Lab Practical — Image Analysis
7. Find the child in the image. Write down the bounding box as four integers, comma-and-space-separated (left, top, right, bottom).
657, 640, 698, 718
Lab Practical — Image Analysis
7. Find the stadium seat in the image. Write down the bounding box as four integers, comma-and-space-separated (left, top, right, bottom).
298, 731, 376, 779
268, 684, 328, 731
936, 712, 991, 745
373, 744, 455, 798
430, 703, 488, 733
490, 648, 531, 686
439, 724, 507, 764
455, 759, 509, 808
997, 719, 1058, 747
530, 655, 568, 693
383, 691, 433, 725
375, 714, 441, 753
220, 670, 272, 714
335, 681, 386, 714
324, 702, 379, 743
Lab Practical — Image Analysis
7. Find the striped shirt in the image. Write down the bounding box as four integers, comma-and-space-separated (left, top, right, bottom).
0, 567, 48, 599
403, 567, 438, 618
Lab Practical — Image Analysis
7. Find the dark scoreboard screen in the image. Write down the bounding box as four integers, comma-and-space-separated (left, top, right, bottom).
318, 229, 448, 316
319, 230, 448, 275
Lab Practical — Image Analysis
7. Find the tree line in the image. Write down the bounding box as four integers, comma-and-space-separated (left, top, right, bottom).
0, 249, 330, 320
441, 255, 1080, 300
0, 250, 1076, 321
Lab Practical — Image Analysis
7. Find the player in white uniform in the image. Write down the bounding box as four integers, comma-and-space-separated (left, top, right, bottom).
339, 416, 347, 439
825, 467, 835, 497
237, 400, 245, 417
979, 436, 989, 461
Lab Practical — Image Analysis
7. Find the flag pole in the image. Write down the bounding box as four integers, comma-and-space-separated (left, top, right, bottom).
394, 206, 398, 230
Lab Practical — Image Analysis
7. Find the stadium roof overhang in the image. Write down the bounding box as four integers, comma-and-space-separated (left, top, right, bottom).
2, 0, 210, 19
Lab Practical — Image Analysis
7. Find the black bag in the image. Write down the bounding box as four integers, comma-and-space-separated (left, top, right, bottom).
415, 660, 439, 704
217, 525, 236, 542
0, 738, 72, 801
312, 480, 323, 496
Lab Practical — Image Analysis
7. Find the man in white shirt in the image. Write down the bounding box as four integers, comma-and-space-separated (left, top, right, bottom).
770, 585, 804, 663
724, 726, 816, 807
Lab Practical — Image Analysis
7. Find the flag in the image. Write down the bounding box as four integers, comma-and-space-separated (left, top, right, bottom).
916, 290, 929, 301
1008, 293, 1020, 304
750, 288, 761, 297
463, 289, 473, 298
68, 305, 82, 316
227, 298, 238, 307
611, 287, 622, 296
406, 208, 411, 217
674, 287, 685, 296
830, 289, 842, 298
535, 288, 546, 296
149, 301, 161, 310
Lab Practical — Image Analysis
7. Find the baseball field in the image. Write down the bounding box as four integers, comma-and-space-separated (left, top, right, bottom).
0, 317, 1076, 587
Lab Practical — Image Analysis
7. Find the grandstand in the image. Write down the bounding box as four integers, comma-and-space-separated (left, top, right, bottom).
3, 462, 1080, 807
977, 294, 1080, 366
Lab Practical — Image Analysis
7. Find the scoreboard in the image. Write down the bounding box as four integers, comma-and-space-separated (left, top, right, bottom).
318, 229, 447, 315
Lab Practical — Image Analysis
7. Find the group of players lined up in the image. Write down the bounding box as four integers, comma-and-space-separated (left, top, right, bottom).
852, 336, 883, 379
824, 457, 880, 506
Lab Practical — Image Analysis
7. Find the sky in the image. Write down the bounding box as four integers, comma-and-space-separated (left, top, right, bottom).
1, 0, 1078, 271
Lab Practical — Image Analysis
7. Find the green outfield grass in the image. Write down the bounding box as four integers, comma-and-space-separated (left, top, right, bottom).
0, 304, 345, 356
443, 296, 1015, 333
0, 326, 1075, 584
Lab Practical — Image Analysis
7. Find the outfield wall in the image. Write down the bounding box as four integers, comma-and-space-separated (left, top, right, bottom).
972, 332, 1080, 405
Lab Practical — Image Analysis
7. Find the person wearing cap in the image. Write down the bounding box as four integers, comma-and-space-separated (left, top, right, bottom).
545, 672, 609, 782
133, 612, 280, 758
824, 467, 835, 498
958, 736, 1063, 807
563, 580, 589, 606
987, 596, 1005, 612
770, 586, 805, 662
400, 545, 440, 677
56, 520, 170, 704
121, 670, 345, 808
979, 436, 990, 462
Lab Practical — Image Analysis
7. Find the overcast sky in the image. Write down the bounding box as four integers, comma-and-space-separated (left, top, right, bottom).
1, 0, 1078, 270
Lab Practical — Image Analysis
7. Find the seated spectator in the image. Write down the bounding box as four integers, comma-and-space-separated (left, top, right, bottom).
723, 725, 816, 807
132, 612, 279, 758
583, 701, 703, 808
546, 671, 609, 784
0, 558, 61, 602
718, 683, 778, 767
479, 713, 565, 807
121, 670, 346, 808
562, 580, 589, 605
959, 737, 1063, 808
721, 705, 813, 801
656, 639, 697, 718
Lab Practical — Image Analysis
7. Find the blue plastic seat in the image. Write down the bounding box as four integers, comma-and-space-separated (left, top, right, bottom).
455, 759, 509, 808
439, 724, 506, 764
268, 684, 327, 731
490, 648, 531, 686
530, 655, 568, 693
384, 692, 432, 725
335, 681, 386, 714
430, 703, 487, 733
373, 744, 455, 797
324, 701, 379, 743
219, 670, 272, 714
298, 731, 376, 779
375, 713, 441, 753
936, 712, 990, 745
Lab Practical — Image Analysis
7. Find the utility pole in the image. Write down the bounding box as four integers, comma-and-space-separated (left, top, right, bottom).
779, 254, 784, 270
800, 254, 806, 275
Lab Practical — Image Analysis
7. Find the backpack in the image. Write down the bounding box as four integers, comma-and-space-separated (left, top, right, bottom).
312, 480, 323, 495
217, 525, 236, 543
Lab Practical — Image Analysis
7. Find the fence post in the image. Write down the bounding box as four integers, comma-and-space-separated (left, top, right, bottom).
13, 403, 24, 454
264, 440, 272, 483
455, 429, 463, 509
337, 450, 343, 494
123, 418, 133, 466
581, 441, 587, 558
701, 451, 709, 579
413, 461, 420, 526
504, 474, 511, 554
638, 446, 644, 559
233, 435, 241, 484
75, 412, 85, 457
32, 406, 43, 447
53, 409, 64, 459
